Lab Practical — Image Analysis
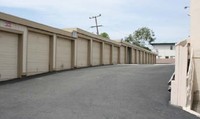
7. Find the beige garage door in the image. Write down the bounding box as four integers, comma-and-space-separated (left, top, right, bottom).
92, 41, 101, 66
132, 49, 136, 64
56, 37, 72, 71
113, 46, 119, 64
0, 31, 18, 81
77, 38, 89, 67
136, 50, 140, 64
27, 32, 50, 75
104, 44, 111, 65
140, 51, 143, 64
120, 46, 126, 64
143, 52, 146, 64
147, 54, 149, 64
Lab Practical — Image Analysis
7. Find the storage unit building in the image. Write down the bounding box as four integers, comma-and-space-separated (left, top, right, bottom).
0, 12, 157, 81
119, 41, 157, 65
63, 28, 121, 66
0, 12, 76, 79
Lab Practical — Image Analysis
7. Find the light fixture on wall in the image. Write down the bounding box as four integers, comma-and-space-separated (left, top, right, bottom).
184, 6, 190, 16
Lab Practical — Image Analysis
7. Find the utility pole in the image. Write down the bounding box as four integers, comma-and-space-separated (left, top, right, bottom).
89, 14, 103, 35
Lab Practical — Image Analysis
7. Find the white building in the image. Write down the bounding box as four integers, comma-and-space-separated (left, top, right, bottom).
151, 43, 176, 64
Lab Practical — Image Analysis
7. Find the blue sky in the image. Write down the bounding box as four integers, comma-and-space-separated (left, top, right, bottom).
0, 0, 190, 43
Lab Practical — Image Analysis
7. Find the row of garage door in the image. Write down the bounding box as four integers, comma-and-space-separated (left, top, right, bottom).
76, 38, 119, 67
0, 30, 155, 81
0, 31, 120, 81
28, 32, 73, 75
0, 31, 73, 81
127, 48, 154, 64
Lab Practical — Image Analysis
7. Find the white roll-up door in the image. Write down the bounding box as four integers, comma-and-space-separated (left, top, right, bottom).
0, 31, 18, 81
92, 41, 101, 66
56, 37, 72, 70
77, 38, 89, 67
104, 44, 111, 65
27, 32, 50, 75
113, 46, 119, 64
120, 46, 126, 64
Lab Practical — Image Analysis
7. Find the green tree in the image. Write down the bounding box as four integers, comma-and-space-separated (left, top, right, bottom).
133, 27, 156, 44
124, 34, 133, 43
100, 32, 110, 39
125, 27, 156, 44
124, 34, 140, 46
124, 27, 156, 51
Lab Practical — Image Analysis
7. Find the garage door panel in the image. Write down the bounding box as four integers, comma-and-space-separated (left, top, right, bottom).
140, 51, 143, 64
132, 49, 136, 64
92, 41, 101, 66
77, 38, 89, 67
143, 52, 146, 64
138, 51, 140, 64
113, 47, 119, 64
104, 44, 111, 65
0, 31, 18, 81
120, 46, 126, 64
56, 37, 72, 70
27, 32, 50, 75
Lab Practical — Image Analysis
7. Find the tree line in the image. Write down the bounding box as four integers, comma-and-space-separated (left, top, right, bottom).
99, 27, 156, 51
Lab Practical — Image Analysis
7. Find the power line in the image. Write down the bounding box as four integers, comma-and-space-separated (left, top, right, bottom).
89, 14, 103, 35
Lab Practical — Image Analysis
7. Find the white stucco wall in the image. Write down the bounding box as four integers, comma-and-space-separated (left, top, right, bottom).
152, 45, 175, 59
191, 0, 200, 106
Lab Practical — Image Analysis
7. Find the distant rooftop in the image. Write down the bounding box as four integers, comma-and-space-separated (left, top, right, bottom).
151, 43, 176, 45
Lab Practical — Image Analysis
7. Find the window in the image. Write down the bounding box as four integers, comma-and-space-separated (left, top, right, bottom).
170, 56, 175, 59
170, 45, 173, 50
165, 56, 169, 59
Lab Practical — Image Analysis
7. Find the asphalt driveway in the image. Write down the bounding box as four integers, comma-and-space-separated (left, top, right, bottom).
0, 64, 198, 119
